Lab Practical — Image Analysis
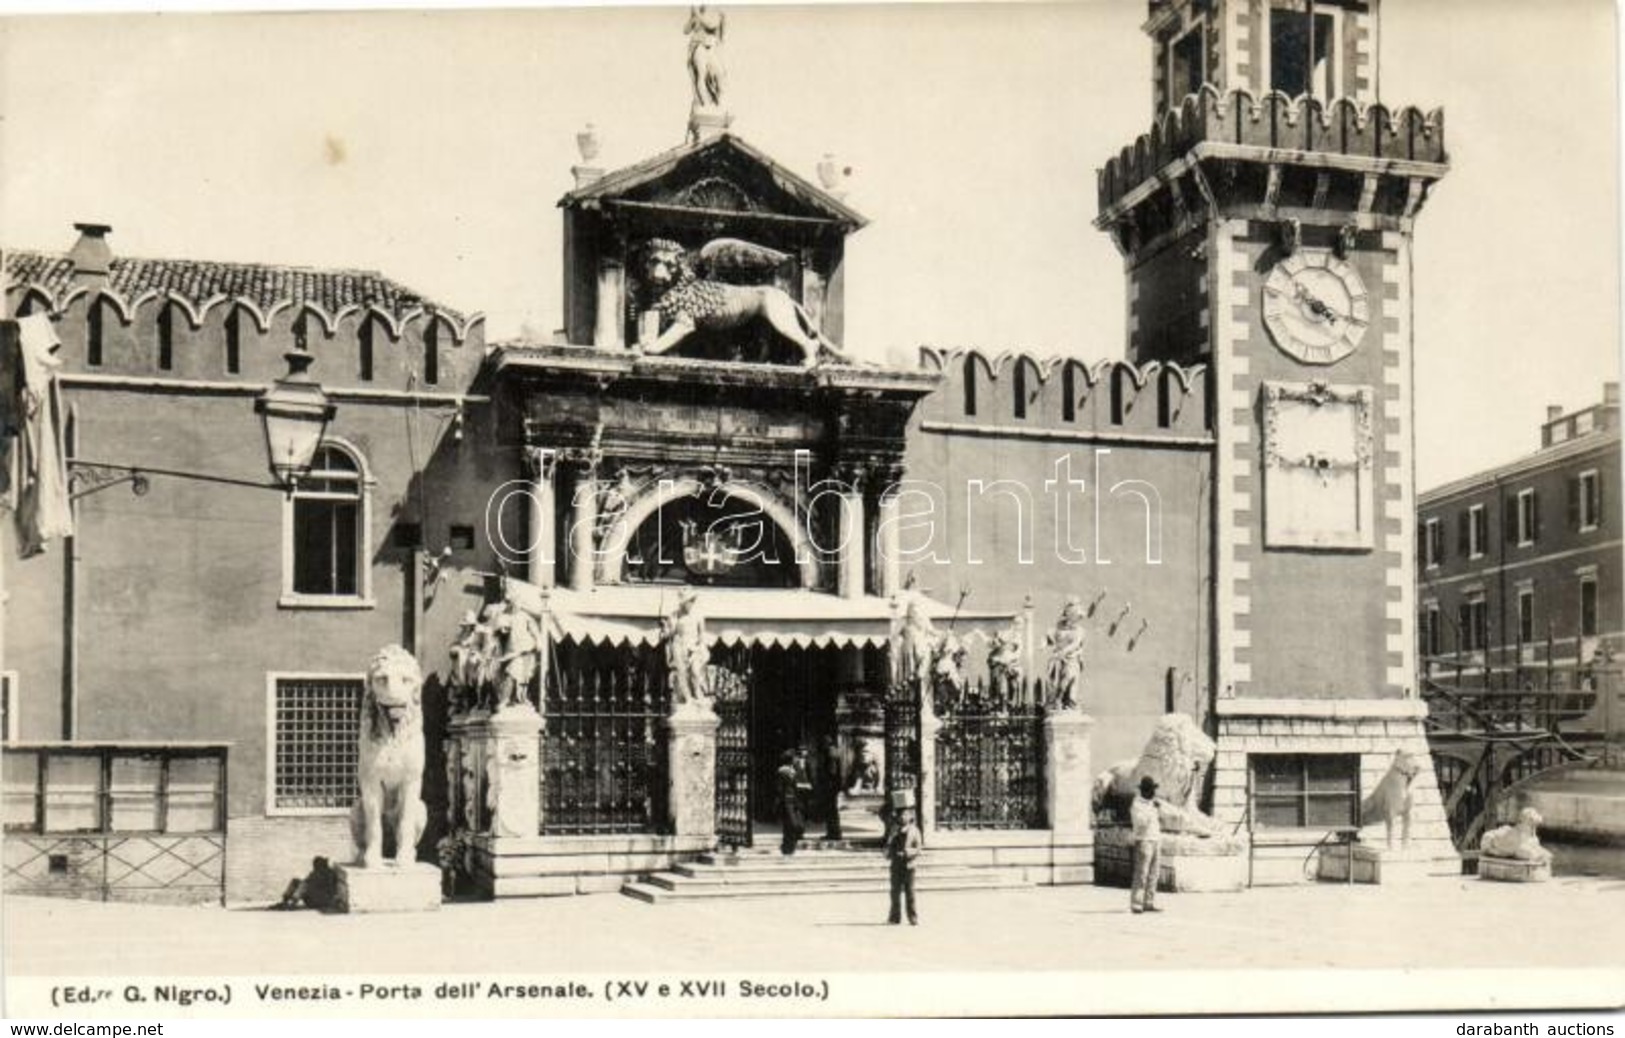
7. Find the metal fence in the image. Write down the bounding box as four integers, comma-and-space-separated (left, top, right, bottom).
934, 688, 1045, 830
3, 743, 227, 904
540, 645, 669, 835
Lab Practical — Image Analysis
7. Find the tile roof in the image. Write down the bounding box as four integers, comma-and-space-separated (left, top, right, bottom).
3, 249, 466, 325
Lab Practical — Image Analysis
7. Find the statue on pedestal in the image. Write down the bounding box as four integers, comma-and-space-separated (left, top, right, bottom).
351, 644, 427, 868
685, 6, 727, 113
492, 601, 543, 712
663, 589, 713, 712
1362, 748, 1424, 849
898, 596, 937, 702
1044, 596, 1088, 711
987, 620, 1024, 703
1481, 807, 1553, 866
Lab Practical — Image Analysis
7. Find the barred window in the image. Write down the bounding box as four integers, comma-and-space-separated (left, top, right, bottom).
1250, 754, 1359, 829
272, 677, 362, 812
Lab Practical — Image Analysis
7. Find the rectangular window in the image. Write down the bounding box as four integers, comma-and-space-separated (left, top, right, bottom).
1420, 605, 1441, 659
1251, 754, 1359, 829
1458, 594, 1488, 653
1518, 588, 1535, 645
1579, 470, 1601, 531
271, 677, 363, 813
1, 671, 16, 743
1468, 504, 1487, 558
1168, 23, 1206, 102
1269, 8, 1336, 98
1423, 518, 1444, 568
1581, 577, 1599, 638
1516, 488, 1538, 546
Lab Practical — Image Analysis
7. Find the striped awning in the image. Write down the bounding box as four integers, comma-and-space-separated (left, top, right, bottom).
502, 580, 1013, 651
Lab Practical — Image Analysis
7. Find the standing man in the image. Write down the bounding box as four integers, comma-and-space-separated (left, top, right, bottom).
821, 734, 845, 840
776, 749, 805, 856
1130, 775, 1163, 914
886, 789, 922, 925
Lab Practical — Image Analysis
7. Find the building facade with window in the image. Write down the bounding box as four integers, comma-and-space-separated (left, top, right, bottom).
5, 0, 1464, 902
1417, 385, 1621, 682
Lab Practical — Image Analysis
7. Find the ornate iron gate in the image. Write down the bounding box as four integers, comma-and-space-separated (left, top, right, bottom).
712, 652, 753, 848
935, 689, 1045, 829
541, 644, 668, 835
884, 692, 920, 796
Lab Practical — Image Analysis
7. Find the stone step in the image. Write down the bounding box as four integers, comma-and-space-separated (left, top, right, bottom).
622, 871, 1024, 903
660, 862, 991, 886
693, 849, 884, 868
681, 857, 885, 876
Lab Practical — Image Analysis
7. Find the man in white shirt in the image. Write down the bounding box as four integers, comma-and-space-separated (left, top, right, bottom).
1130, 774, 1163, 914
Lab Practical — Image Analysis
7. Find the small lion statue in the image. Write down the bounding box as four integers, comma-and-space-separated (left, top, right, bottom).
1093, 713, 1218, 833
636, 237, 852, 366
1480, 807, 1553, 865
1361, 748, 1423, 849
351, 644, 427, 868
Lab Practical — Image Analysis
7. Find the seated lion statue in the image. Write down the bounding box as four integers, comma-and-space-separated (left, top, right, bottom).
635, 238, 852, 366
1361, 748, 1423, 849
1093, 713, 1217, 833
1480, 807, 1553, 865
351, 644, 427, 868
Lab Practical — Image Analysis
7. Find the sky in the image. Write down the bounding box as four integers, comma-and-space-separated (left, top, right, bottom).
0, 0, 1617, 489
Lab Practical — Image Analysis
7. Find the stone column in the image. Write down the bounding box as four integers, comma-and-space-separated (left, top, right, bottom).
917, 701, 940, 841
837, 468, 866, 600
593, 258, 625, 350
1044, 710, 1095, 839
464, 705, 544, 839
875, 486, 902, 598
567, 456, 598, 592
666, 708, 720, 841
525, 447, 557, 588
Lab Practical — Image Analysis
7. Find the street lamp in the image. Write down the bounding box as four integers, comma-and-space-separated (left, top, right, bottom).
256, 350, 335, 493
68, 349, 336, 499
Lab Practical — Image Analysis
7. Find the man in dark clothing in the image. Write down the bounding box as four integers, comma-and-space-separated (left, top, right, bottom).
776, 749, 805, 855
821, 734, 844, 840
886, 788, 922, 925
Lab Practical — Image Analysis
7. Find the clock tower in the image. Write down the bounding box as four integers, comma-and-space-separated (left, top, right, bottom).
1097, 0, 1457, 876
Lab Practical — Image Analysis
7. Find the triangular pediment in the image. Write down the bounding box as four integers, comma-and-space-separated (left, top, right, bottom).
560, 134, 865, 229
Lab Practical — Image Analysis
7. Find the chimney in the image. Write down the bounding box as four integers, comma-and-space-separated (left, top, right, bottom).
1546, 405, 1564, 422
572, 124, 603, 190
68, 222, 113, 280
1605, 382, 1620, 406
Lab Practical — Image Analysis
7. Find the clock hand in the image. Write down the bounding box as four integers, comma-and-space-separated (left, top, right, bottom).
1292, 282, 1340, 325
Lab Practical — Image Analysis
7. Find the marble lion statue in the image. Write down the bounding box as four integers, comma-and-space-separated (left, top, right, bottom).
1480, 807, 1553, 865
636, 237, 851, 366
351, 644, 427, 868
1093, 713, 1217, 832
1361, 748, 1423, 849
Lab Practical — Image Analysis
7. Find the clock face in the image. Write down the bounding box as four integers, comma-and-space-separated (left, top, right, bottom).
1262, 252, 1370, 365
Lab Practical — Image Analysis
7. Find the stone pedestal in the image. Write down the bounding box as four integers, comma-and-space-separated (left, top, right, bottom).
918, 708, 941, 839
839, 791, 887, 843
1044, 710, 1095, 838
462, 706, 543, 839
1478, 855, 1552, 883
1093, 827, 1249, 892
1315, 841, 1437, 884
335, 862, 442, 914
666, 708, 720, 840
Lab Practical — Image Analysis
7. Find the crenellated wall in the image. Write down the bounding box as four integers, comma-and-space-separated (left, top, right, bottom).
915, 346, 1211, 440
1098, 86, 1446, 214
905, 346, 1216, 769
4, 256, 486, 394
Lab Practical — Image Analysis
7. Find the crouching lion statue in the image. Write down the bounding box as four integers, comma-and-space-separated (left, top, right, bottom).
636, 237, 852, 366
351, 644, 427, 868
1480, 807, 1553, 865
1093, 713, 1218, 834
